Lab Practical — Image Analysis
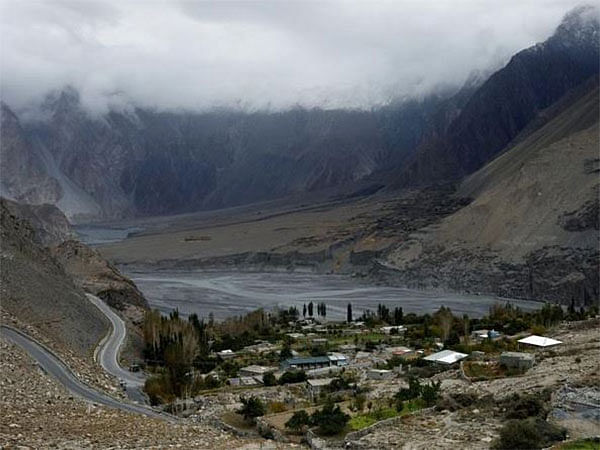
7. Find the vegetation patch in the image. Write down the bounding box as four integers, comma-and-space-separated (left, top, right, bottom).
554, 437, 600, 450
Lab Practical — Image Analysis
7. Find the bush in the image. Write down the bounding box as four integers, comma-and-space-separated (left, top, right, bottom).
506, 393, 548, 420
421, 380, 441, 407
310, 400, 350, 436
238, 396, 266, 423
285, 410, 310, 433
263, 371, 277, 386
279, 370, 307, 385
492, 418, 566, 450
144, 373, 175, 405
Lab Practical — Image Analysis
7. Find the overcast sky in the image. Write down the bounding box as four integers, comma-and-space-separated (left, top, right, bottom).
0, 0, 587, 114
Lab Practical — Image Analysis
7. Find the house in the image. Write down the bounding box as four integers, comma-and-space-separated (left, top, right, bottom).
327, 352, 349, 366
472, 329, 501, 340
500, 352, 535, 370
307, 378, 334, 399
311, 338, 328, 346
517, 335, 562, 348
388, 346, 414, 357
217, 349, 236, 360
243, 342, 277, 354
307, 365, 343, 378
281, 353, 348, 371
380, 326, 405, 335
238, 365, 275, 377
367, 369, 394, 380
281, 356, 331, 371
424, 350, 468, 365
286, 333, 305, 341
338, 344, 358, 353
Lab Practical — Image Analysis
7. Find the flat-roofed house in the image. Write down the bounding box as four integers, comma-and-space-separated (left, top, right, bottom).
424, 350, 468, 365
517, 335, 562, 348
238, 365, 275, 377
307, 378, 334, 399
500, 352, 535, 370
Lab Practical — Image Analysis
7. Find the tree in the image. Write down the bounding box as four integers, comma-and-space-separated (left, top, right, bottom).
263, 372, 277, 386
347, 303, 353, 323
238, 396, 266, 423
308, 302, 314, 317
310, 400, 350, 436
279, 370, 307, 385
303, 303, 307, 318
421, 380, 441, 406
393, 307, 403, 325
280, 342, 293, 360
285, 410, 310, 433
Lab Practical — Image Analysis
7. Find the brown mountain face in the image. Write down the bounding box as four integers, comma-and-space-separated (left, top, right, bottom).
0, 198, 108, 356
381, 80, 599, 306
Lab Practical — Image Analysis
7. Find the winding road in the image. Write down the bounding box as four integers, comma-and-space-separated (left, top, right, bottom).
86, 294, 147, 403
0, 325, 169, 421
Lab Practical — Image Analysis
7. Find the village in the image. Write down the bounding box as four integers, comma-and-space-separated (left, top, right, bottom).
139, 301, 600, 449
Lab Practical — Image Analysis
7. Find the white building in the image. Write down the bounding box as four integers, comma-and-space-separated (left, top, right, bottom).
424, 350, 468, 365
217, 349, 236, 360
380, 326, 405, 335
517, 335, 562, 348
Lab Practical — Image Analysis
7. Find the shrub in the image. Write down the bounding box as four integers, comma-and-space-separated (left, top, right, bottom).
310, 400, 350, 436
285, 410, 310, 433
144, 373, 175, 405
506, 394, 548, 420
238, 396, 266, 423
421, 380, 441, 407
263, 371, 277, 386
351, 393, 367, 412
279, 370, 307, 385
492, 418, 566, 450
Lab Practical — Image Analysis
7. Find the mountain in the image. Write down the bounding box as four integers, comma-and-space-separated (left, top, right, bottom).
0, 198, 108, 356
2, 83, 471, 222
381, 78, 599, 305
398, 5, 599, 186
0, 103, 62, 206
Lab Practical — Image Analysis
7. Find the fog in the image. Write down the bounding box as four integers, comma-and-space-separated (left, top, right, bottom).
0, 0, 586, 114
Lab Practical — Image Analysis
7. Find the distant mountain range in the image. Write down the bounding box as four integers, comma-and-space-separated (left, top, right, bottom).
1, 5, 598, 222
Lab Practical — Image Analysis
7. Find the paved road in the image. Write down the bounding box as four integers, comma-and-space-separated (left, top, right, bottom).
86, 294, 147, 403
0, 326, 170, 421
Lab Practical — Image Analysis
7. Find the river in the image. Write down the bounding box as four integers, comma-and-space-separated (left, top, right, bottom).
125, 269, 543, 321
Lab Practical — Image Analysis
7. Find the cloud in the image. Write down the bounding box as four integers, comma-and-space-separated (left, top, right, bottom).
0, 0, 586, 114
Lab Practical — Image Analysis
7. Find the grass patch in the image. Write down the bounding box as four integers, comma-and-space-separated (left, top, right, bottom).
348, 399, 426, 432
554, 438, 600, 450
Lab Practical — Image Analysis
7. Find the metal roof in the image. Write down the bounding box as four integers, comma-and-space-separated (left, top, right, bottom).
424, 350, 468, 364
285, 356, 331, 365
517, 335, 562, 347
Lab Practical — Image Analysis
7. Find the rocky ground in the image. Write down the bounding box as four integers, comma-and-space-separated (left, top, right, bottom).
347, 319, 600, 449
0, 337, 294, 449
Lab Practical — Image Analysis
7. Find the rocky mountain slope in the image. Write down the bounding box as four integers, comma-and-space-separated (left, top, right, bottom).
0, 198, 108, 356
382, 79, 599, 305
0, 198, 148, 360
398, 5, 599, 187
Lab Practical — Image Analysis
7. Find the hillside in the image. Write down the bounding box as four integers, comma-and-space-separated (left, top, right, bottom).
383, 80, 599, 305
0, 198, 108, 356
